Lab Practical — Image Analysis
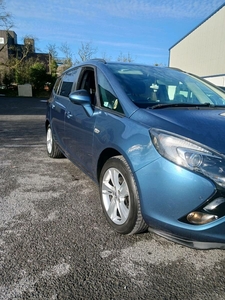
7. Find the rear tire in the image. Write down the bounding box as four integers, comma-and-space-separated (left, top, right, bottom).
46, 124, 64, 158
100, 155, 148, 235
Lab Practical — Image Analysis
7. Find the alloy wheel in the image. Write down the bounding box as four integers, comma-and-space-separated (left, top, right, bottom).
101, 167, 130, 225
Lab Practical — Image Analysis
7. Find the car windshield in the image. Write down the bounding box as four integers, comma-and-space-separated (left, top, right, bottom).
107, 63, 225, 108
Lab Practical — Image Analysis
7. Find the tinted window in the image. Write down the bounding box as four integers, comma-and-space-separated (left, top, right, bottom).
60, 81, 73, 97
97, 69, 123, 113
60, 68, 79, 97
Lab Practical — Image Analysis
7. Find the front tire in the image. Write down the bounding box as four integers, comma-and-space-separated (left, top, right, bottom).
46, 124, 64, 158
100, 156, 148, 234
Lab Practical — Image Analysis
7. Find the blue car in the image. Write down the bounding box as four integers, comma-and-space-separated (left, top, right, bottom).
45, 60, 225, 249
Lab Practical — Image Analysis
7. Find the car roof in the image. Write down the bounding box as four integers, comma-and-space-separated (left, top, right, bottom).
66, 59, 168, 69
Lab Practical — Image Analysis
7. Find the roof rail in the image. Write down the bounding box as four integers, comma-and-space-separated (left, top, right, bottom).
90, 58, 106, 63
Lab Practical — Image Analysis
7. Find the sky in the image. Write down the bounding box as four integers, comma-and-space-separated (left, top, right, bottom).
5, 0, 225, 65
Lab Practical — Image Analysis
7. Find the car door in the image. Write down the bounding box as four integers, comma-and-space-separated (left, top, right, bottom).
51, 69, 79, 150
64, 66, 97, 176
50, 76, 68, 149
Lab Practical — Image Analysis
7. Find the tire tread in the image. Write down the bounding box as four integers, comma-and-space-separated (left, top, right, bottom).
47, 125, 64, 158
100, 155, 148, 235
118, 156, 148, 235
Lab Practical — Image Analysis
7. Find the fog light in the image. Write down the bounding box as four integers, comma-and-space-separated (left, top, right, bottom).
187, 211, 218, 225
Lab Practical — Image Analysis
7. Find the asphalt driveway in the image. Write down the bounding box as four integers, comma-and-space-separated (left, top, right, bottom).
0, 97, 225, 299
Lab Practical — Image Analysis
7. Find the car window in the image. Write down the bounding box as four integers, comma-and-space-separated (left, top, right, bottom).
97, 69, 124, 113
78, 68, 96, 105
60, 68, 79, 97
53, 77, 62, 94
107, 63, 225, 108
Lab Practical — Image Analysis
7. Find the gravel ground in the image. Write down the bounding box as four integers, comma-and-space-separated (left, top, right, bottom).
0, 97, 225, 300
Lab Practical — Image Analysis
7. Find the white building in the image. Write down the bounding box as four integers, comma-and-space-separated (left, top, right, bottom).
169, 3, 225, 87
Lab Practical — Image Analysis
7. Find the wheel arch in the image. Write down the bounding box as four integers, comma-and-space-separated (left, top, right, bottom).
96, 146, 140, 184
97, 148, 121, 183
98, 151, 148, 234
45, 119, 50, 132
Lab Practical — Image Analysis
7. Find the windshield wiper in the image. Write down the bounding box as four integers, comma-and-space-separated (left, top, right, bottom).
150, 103, 215, 109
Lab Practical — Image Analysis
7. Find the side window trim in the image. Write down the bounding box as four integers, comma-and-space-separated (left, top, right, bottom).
71, 67, 82, 92
77, 66, 97, 105
54, 77, 63, 95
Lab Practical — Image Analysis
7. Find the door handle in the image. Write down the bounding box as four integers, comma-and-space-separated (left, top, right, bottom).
66, 111, 73, 119
51, 103, 56, 109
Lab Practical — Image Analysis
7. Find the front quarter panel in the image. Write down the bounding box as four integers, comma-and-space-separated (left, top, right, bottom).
93, 109, 160, 176
136, 157, 216, 223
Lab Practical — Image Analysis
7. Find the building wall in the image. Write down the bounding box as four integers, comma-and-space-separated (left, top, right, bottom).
0, 30, 17, 63
203, 75, 225, 87
0, 30, 51, 85
169, 5, 225, 79
0, 30, 9, 63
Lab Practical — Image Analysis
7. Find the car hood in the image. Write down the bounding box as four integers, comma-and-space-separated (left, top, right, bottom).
131, 108, 225, 154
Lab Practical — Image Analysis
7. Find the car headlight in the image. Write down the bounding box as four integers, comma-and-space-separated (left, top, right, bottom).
150, 128, 225, 187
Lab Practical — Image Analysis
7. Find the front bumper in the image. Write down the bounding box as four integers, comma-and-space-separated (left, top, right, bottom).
135, 156, 225, 249
148, 227, 225, 249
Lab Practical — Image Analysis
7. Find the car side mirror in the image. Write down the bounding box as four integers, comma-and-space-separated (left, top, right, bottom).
69, 89, 93, 116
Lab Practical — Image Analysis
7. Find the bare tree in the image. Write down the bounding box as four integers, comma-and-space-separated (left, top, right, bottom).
101, 52, 111, 62
0, 0, 13, 29
76, 41, 97, 63
117, 52, 134, 63
59, 42, 73, 70
47, 43, 58, 60
0, 0, 13, 52
46, 43, 58, 77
